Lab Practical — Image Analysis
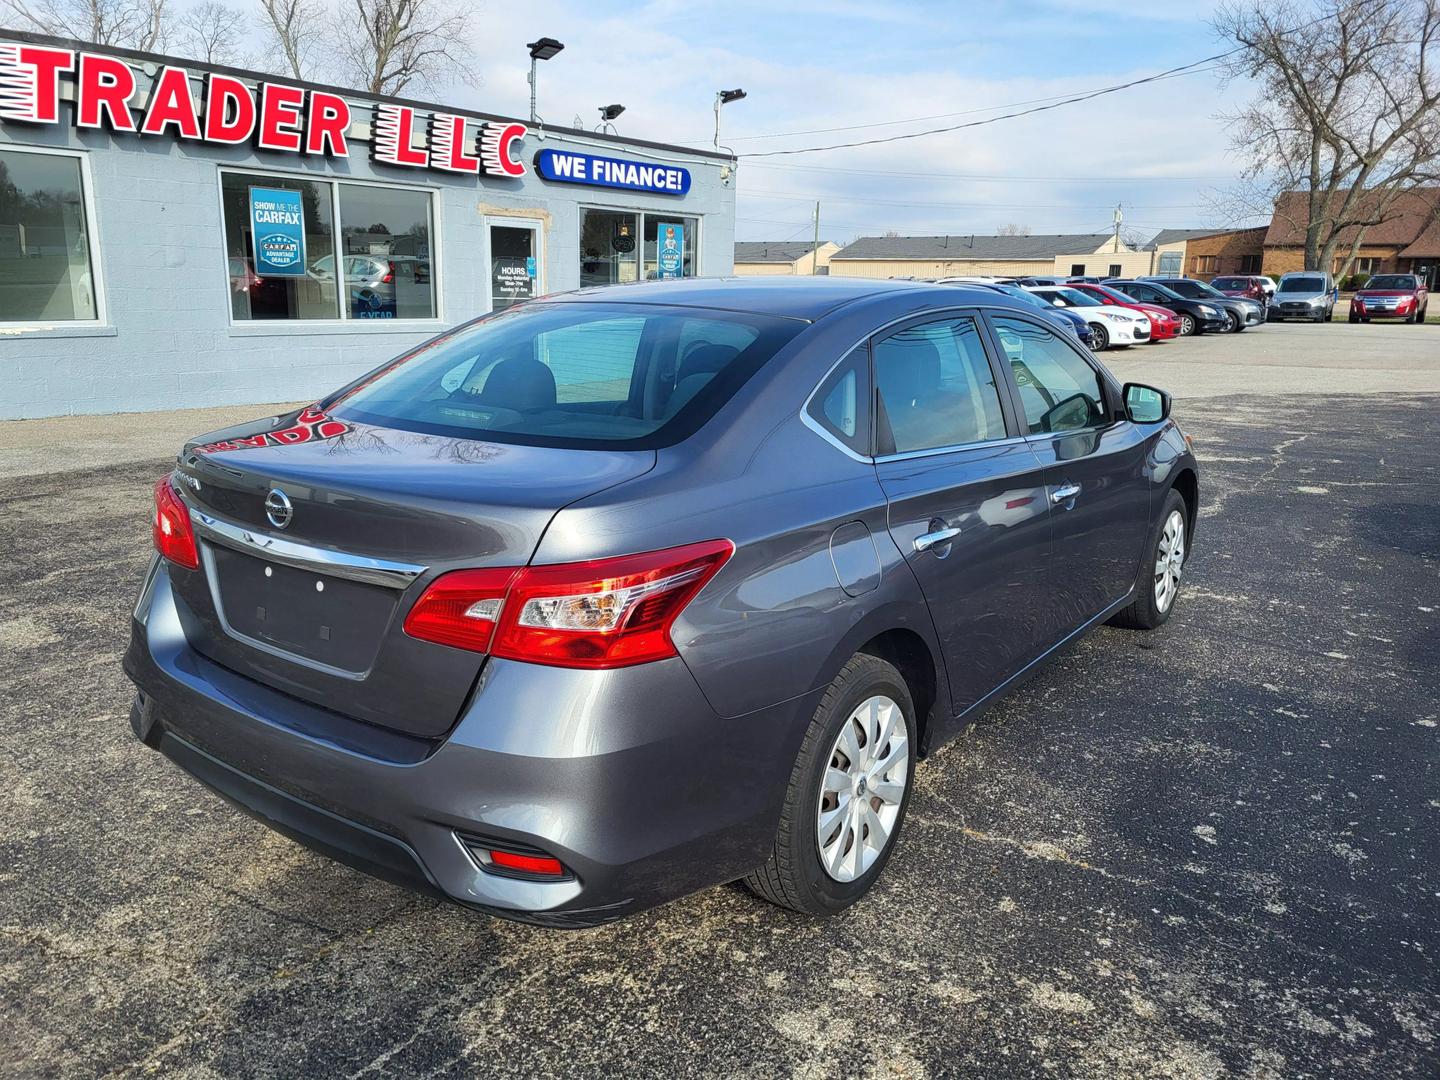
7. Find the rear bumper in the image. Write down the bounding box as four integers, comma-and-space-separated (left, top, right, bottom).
124, 562, 814, 927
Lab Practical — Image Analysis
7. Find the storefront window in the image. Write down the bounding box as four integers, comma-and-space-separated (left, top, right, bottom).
581, 209, 640, 287
221, 172, 437, 322
0, 148, 98, 323
643, 216, 696, 280
222, 172, 336, 321
337, 184, 435, 320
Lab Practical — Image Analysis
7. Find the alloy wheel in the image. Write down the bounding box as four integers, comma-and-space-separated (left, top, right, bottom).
1154, 509, 1185, 613
816, 695, 909, 883
1090, 323, 1108, 351
1179, 314, 1195, 335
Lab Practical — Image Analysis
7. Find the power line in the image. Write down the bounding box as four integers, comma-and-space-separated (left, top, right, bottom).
742, 161, 1234, 183
737, 15, 1331, 159
739, 189, 1211, 211
730, 64, 1222, 142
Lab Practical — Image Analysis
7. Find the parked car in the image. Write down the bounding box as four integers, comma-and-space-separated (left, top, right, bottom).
1210, 275, 1270, 305
1104, 279, 1230, 335
954, 280, 1096, 348
1139, 277, 1264, 332
1269, 272, 1338, 322
1349, 273, 1430, 323
996, 275, 1065, 287
125, 277, 1198, 927
1065, 275, 1106, 284
1024, 285, 1152, 350
1068, 282, 1180, 342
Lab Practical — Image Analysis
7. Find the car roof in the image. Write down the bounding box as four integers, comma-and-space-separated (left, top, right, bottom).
533, 276, 1020, 322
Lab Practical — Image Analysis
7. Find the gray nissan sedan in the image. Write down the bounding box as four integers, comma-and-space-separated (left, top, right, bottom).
125, 277, 1198, 927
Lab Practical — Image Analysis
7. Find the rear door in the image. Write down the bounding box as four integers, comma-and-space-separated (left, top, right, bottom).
985, 313, 1153, 640
871, 313, 1055, 713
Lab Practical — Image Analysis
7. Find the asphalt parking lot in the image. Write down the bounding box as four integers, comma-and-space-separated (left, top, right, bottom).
1, 321, 1437, 1078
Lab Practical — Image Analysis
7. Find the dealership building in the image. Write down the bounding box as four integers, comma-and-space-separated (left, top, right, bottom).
0, 32, 737, 420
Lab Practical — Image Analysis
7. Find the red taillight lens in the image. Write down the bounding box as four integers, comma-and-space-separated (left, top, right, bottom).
404, 539, 733, 669
382, 262, 395, 284
402, 566, 518, 653
152, 476, 199, 570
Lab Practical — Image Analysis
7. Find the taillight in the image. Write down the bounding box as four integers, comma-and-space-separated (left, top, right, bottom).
402, 567, 518, 653
152, 476, 199, 570
404, 539, 733, 669
382, 262, 395, 284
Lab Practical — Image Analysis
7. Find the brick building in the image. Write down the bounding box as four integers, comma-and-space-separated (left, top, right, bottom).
1261, 188, 1440, 286
1147, 227, 1267, 280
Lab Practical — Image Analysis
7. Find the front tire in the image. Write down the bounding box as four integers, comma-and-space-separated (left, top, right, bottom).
1349, 309, 1360, 323
1177, 313, 1196, 336
745, 654, 917, 916
1089, 322, 1109, 351
1110, 489, 1188, 631
1226, 310, 1242, 333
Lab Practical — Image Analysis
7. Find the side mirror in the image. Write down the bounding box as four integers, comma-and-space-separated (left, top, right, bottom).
1123, 382, 1170, 423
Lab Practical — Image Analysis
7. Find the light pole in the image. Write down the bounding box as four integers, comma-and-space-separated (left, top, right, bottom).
596, 103, 625, 134
713, 88, 746, 150
526, 37, 564, 127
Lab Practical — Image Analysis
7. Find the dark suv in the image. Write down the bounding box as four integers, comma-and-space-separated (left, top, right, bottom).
125, 278, 1198, 926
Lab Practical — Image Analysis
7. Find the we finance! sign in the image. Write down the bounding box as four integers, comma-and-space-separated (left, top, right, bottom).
534, 148, 691, 196
0, 40, 527, 178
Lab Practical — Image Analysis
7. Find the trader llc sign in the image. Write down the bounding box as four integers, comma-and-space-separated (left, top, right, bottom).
0, 39, 528, 177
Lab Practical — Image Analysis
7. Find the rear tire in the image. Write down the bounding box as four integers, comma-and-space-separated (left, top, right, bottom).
745, 654, 917, 916
1110, 489, 1188, 631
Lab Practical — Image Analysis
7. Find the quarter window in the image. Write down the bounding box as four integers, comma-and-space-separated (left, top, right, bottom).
992, 316, 1108, 434
874, 318, 1006, 454
0, 148, 99, 323
221, 172, 436, 321
808, 348, 871, 454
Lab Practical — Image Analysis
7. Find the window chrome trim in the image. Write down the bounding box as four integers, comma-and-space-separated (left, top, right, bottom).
191, 509, 427, 589
874, 434, 1029, 464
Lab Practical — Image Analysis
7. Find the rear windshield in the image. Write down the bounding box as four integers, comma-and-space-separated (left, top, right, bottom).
1364, 275, 1417, 289
329, 302, 804, 449
1279, 276, 1326, 293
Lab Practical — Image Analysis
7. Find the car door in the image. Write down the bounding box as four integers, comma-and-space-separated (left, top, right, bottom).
985, 313, 1153, 640
870, 313, 1055, 714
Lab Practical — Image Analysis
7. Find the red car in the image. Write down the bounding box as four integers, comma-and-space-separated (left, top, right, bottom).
1210, 275, 1271, 304
1071, 282, 1180, 341
1349, 274, 1430, 323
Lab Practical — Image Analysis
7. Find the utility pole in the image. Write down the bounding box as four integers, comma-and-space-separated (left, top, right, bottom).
810, 202, 821, 276
1113, 203, 1123, 253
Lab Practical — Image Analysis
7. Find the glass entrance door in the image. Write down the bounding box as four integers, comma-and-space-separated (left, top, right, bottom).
488, 222, 540, 311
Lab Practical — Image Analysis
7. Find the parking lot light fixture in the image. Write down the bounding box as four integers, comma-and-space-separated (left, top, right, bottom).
714, 88, 747, 149
526, 38, 565, 127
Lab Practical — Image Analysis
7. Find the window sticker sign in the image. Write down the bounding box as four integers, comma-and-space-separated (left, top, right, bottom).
657, 223, 684, 279
249, 187, 306, 276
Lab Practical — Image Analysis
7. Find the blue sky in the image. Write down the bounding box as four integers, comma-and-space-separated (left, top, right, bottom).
151, 0, 1250, 244
449, 0, 1258, 244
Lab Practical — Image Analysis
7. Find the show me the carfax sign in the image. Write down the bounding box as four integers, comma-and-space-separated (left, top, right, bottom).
0, 38, 528, 177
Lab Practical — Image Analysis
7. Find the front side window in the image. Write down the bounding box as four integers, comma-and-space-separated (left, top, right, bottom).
874, 318, 1006, 454
332, 301, 802, 449
992, 316, 1107, 435
222, 172, 436, 321
0, 148, 98, 323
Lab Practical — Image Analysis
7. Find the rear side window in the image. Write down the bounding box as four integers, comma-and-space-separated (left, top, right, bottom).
333, 302, 802, 449
992, 316, 1107, 434
874, 318, 1006, 454
807, 347, 871, 455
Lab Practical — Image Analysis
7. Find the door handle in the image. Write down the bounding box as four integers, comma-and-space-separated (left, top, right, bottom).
1050, 483, 1082, 504
913, 526, 961, 553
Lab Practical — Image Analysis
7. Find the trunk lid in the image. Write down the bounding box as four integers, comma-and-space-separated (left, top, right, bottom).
168, 409, 654, 738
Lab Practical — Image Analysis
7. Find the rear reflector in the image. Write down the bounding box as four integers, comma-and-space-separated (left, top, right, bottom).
487, 849, 566, 876
404, 539, 733, 669
152, 476, 199, 570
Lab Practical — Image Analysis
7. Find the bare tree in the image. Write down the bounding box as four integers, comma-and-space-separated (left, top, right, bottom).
1214, 0, 1440, 276
995, 223, 1032, 236
175, 1, 246, 65
334, 0, 479, 97
258, 0, 326, 81
2, 0, 169, 50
